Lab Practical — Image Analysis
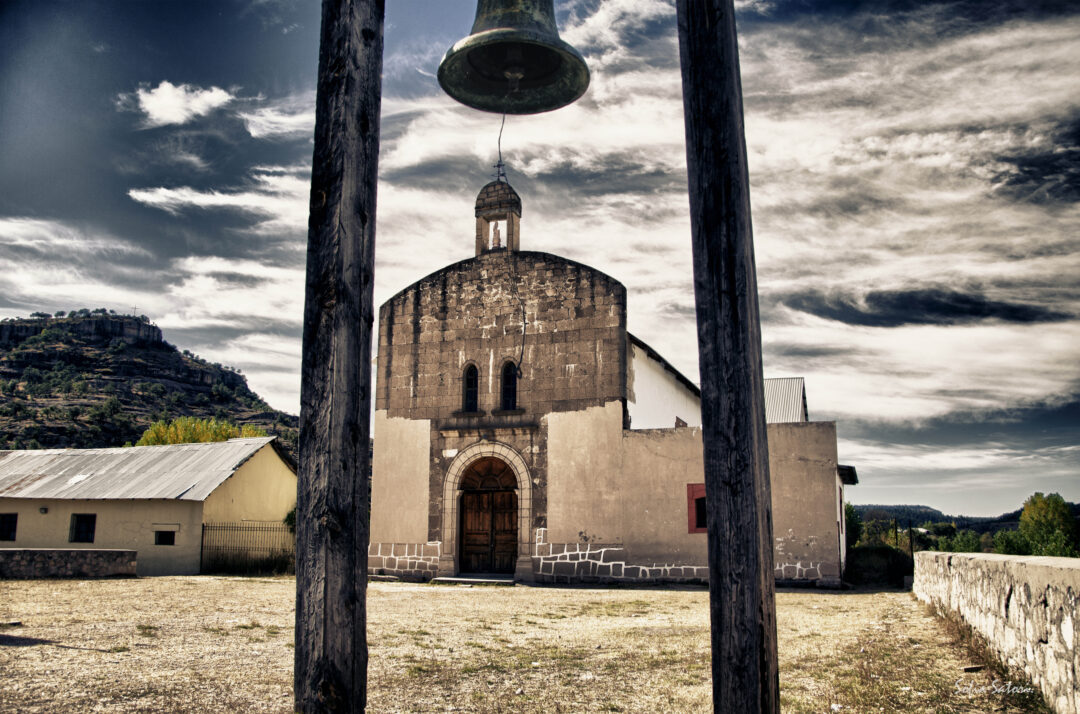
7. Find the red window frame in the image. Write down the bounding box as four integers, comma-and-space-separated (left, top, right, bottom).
687, 483, 706, 533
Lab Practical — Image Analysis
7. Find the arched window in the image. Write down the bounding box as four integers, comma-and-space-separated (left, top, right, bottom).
500, 362, 518, 411
463, 364, 479, 412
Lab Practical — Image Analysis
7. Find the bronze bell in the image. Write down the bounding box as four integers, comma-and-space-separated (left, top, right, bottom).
437, 0, 590, 115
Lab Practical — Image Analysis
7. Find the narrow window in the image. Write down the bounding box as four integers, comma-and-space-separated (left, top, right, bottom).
155, 530, 176, 546
687, 484, 706, 534
69, 513, 96, 543
463, 364, 479, 412
500, 362, 518, 411
0, 513, 16, 541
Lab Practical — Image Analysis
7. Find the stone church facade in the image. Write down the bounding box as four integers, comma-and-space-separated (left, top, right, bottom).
369, 179, 856, 586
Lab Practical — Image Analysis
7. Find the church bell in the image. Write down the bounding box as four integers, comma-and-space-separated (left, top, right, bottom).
437, 0, 590, 115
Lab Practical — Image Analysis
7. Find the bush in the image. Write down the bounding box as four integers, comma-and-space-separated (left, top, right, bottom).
935, 529, 981, 553
844, 503, 862, 550
845, 545, 913, 587
993, 529, 1032, 555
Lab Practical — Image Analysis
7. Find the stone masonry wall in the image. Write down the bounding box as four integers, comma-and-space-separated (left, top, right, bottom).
376, 250, 627, 421
367, 542, 440, 581
532, 529, 707, 585
376, 250, 628, 545
0, 548, 137, 578
914, 552, 1078, 713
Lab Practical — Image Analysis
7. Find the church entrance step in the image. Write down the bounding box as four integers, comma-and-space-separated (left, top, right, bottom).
430, 575, 516, 586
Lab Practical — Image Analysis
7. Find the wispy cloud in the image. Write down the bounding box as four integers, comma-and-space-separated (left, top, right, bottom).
127, 165, 309, 237
238, 93, 315, 139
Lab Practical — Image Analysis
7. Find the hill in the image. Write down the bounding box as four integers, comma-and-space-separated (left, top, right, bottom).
854, 503, 1080, 535
0, 310, 297, 456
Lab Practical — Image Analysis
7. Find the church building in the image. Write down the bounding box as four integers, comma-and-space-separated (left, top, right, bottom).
368, 178, 856, 586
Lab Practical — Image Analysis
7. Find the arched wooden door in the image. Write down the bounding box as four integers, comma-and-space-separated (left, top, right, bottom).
459, 457, 518, 574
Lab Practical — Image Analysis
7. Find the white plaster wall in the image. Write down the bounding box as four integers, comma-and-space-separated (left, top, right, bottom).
0, 497, 203, 576
545, 401, 707, 565
370, 411, 432, 544
626, 343, 701, 430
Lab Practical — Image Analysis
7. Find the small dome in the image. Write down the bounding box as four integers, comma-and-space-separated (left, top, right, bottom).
475, 180, 522, 218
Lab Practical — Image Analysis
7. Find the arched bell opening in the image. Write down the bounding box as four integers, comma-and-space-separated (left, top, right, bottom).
458, 457, 518, 574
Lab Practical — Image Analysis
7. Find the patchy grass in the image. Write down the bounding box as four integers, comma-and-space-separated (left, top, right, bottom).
0, 578, 1054, 713
134, 624, 158, 638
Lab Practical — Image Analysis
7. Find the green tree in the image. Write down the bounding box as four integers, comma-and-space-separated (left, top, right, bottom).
993, 528, 1032, 556
844, 503, 862, 550
936, 529, 981, 553
135, 416, 267, 446
1019, 492, 1078, 557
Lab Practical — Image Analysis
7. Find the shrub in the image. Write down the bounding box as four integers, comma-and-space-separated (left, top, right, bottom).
845, 545, 913, 587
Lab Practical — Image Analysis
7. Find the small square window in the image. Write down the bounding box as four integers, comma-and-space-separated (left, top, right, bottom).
154, 530, 175, 546
0, 513, 16, 541
687, 484, 706, 534
69, 513, 96, 543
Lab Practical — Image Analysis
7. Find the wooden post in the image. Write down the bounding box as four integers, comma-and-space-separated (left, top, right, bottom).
295, 0, 383, 711
675, 1, 779, 711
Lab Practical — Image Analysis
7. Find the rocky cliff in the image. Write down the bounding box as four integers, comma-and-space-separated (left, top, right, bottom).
0, 313, 297, 454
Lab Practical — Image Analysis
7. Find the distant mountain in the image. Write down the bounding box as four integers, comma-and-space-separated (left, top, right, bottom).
855, 504, 948, 524
0, 310, 297, 456
853, 503, 1080, 535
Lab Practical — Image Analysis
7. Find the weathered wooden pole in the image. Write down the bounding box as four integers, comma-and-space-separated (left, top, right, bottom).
295, 0, 383, 711
675, 1, 779, 711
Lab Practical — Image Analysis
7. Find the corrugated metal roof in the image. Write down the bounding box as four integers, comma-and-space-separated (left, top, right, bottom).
0, 437, 285, 501
763, 377, 808, 423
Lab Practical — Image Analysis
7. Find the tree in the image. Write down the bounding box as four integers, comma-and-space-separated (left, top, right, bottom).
936, 529, 981, 553
993, 528, 1032, 555
1019, 492, 1078, 557
135, 416, 267, 446
844, 503, 862, 550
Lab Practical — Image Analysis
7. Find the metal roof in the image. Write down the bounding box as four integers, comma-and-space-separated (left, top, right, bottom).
0, 437, 289, 501
763, 377, 808, 423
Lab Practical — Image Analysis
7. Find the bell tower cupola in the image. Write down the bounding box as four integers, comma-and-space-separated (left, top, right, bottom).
475, 177, 521, 256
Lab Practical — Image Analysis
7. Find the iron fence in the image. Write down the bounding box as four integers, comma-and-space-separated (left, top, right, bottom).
201, 521, 295, 575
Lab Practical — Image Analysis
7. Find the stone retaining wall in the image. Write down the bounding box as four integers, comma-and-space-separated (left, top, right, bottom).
914, 552, 1078, 714
0, 549, 137, 579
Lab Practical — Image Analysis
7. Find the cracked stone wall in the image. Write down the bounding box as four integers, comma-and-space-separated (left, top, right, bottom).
914, 552, 1079, 713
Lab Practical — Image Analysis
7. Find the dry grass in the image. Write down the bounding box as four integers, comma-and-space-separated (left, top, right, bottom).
0, 578, 1050, 713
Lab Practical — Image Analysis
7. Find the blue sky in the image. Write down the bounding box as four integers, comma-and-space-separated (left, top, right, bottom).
0, 0, 1077, 516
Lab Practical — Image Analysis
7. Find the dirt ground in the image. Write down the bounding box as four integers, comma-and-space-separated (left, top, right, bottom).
0, 577, 1049, 713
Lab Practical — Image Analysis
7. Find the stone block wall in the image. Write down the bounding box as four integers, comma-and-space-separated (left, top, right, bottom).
376, 250, 627, 421
368, 541, 440, 581
914, 552, 1078, 713
531, 528, 707, 585
0, 548, 137, 578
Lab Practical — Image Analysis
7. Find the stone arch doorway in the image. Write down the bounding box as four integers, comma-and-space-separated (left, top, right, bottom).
459, 457, 517, 574
439, 441, 533, 581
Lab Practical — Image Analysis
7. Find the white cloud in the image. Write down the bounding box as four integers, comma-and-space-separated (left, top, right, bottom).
238, 92, 315, 139
127, 165, 310, 236
119, 81, 235, 128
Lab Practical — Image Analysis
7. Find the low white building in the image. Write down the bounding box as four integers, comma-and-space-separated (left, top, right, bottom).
0, 437, 296, 576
